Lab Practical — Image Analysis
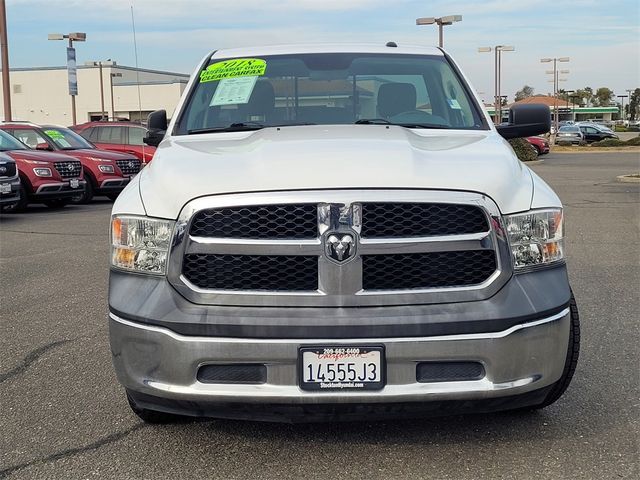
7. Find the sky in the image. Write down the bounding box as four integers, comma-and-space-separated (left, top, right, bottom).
4, 0, 640, 102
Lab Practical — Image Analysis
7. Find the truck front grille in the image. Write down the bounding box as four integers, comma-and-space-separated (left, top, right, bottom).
170, 191, 510, 307
116, 159, 141, 176
183, 254, 318, 291
53, 160, 82, 178
191, 204, 317, 239
361, 203, 488, 237
362, 250, 497, 290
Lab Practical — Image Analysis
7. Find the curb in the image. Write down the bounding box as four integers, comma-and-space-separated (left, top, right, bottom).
522, 159, 544, 165
616, 174, 640, 183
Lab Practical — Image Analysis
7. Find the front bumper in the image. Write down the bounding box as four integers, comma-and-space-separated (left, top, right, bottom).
31, 180, 86, 200
110, 307, 570, 418
0, 177, 21, 205
97, 176, 131, 193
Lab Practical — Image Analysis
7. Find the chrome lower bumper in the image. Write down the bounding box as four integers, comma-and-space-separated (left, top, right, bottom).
110, 308, 570, 405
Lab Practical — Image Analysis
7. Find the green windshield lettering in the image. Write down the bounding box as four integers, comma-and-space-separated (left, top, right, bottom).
200, 58, 266, 83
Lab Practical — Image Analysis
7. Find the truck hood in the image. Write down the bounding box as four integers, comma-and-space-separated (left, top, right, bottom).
139, 125, 533, 218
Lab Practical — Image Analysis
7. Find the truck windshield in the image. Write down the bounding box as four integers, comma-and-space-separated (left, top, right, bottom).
0, 129, 28, 151
176, 53, 486, 135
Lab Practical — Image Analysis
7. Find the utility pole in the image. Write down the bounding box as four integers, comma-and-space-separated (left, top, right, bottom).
617, 95, 628, 122
0, 0, 12, 121
478, 45, 514, 123
541, 56, 569, 133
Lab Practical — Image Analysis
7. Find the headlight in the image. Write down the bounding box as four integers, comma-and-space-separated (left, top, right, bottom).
33, 167, 52, 177
504, 208, 564, 271
111, 216, 175, 274
98, 164, 115, 173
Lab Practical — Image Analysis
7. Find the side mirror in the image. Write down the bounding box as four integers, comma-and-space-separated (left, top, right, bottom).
496, 104, 551, 139
36, 142, 52, 151
144, 109, 167, 147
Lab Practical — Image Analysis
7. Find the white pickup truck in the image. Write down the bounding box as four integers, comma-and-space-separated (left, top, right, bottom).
108, 44, 579, 423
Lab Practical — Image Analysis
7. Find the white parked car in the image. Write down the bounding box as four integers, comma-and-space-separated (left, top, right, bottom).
108, 44, 579, 423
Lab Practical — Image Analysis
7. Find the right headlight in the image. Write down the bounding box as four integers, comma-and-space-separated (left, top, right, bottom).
504, 208, 564, 271
111, 215, 175, 275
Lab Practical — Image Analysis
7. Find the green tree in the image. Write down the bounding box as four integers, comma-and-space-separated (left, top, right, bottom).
514, 85, 534, 102
593, 87, 614, 107
628, 88, 640, 121
572, 87, 594, 107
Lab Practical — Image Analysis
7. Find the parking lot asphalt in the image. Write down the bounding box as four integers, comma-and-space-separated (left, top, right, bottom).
1, 152, 638, 479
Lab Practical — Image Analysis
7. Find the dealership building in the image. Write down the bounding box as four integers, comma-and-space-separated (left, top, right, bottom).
486, 95, 619, 123
0, 63, 190, 126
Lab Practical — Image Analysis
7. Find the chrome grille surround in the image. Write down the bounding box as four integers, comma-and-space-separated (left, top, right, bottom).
53, 160, 82, 179
167, 190, 513, 307
116, 158, 141, 176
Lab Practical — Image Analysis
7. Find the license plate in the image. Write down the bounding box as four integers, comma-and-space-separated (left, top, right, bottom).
299, 346, 385, 391
0, 183, 10, 194
69, 179, 79, 188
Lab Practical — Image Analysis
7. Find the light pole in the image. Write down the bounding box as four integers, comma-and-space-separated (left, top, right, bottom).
48, 32, 86, 125
85, 60, 114, 120
617, 95, 628, 122
416, 15, 462, 48
478, 45, 515, 123
1, 0, 11, 121
541, 57, 569, 133
570, 94, 580, 122
110, 72, 122, 120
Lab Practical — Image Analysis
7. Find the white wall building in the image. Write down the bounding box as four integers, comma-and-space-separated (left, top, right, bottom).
0, 63, 190, 125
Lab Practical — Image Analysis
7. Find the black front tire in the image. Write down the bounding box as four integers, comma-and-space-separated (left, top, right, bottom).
107, 193, 120, 201
1, 183, 28, 213
530, 292, 580, 409
71, 177, 94, 204
126, 391, 184, 424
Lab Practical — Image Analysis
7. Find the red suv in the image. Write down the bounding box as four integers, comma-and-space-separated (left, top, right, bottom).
0, 129, 84, 211
0, 124, 142, 203
71, 121, 156, 164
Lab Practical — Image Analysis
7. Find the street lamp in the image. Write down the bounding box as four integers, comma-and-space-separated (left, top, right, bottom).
416, 15, 462, 48
617, 95, 629, 122
110, 72, 123, 120
85, 60, 114, 120
478, 45, 515, 123
541, 56, 569, 133
48, 32, 86, 125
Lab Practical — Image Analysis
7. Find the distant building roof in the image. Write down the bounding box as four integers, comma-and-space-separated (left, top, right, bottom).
511, 95, 577, 108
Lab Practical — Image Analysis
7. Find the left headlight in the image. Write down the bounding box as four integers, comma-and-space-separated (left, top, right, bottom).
504, 208, 564, 271
111, 216, 175, 275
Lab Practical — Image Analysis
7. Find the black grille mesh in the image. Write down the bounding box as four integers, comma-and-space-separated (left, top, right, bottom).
116, 158, 141, 175
53, 160, 82, 179
183, 254, 318, 291
197, 364, 267, 384
416, 362, 485, 383
362, 250, 496, 290
190, 204, 317, 239
361, 203, 488, 237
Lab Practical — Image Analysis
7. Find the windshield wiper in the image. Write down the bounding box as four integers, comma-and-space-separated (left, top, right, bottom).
355, 118, 451, 128
188, 122, 316, 135
355, 119, 449, 129
188, 122, 266, 134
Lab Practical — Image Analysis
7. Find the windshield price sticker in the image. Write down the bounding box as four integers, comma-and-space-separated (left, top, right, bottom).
200, 58, 266, 83
299, 346, 385, 391
210, 76, 258, 106
44, 129, 65, 139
